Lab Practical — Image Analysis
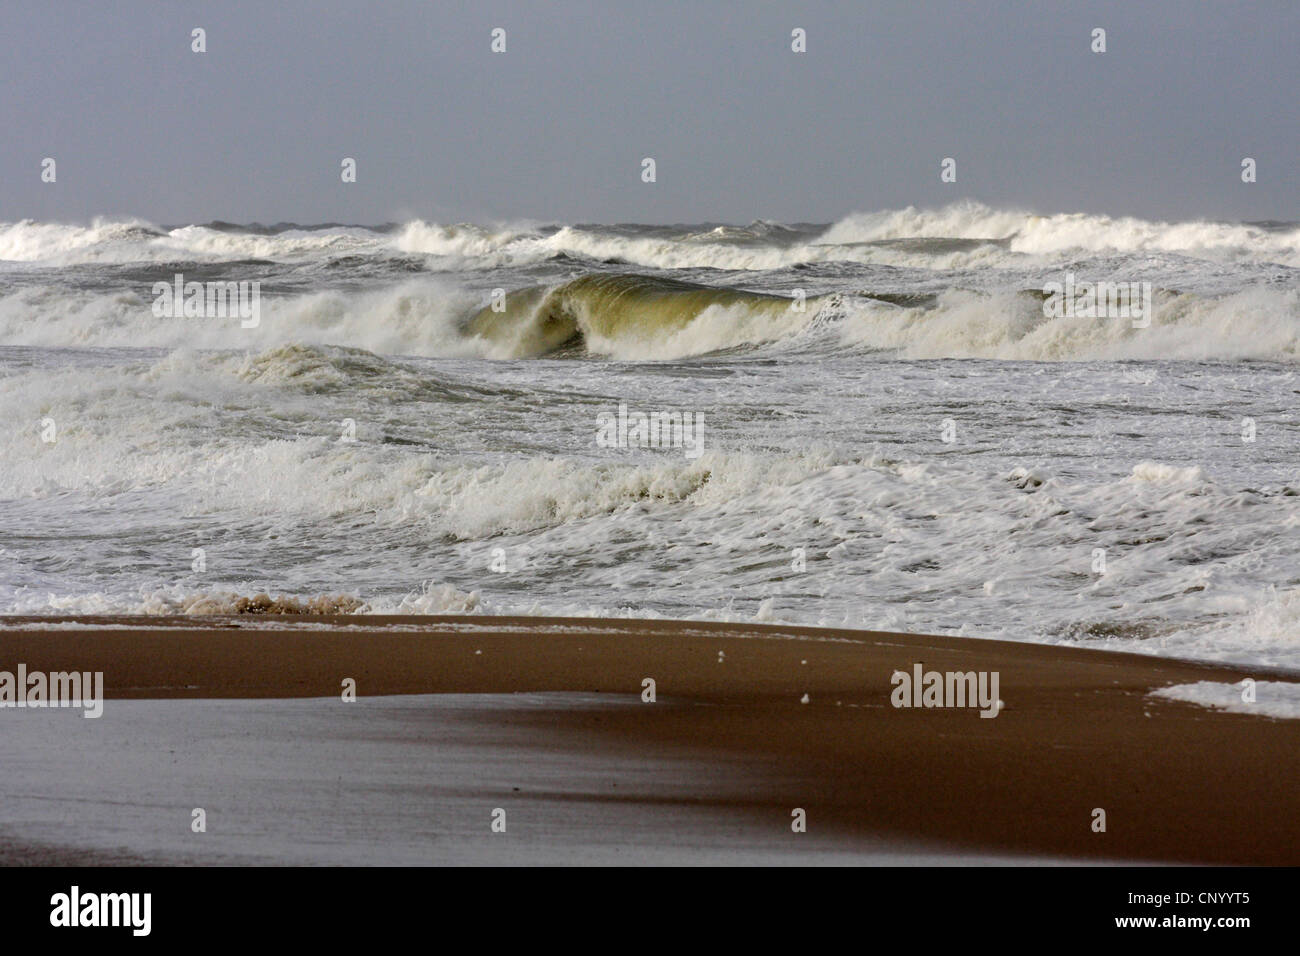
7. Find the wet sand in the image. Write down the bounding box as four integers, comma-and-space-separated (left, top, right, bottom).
2, 615, 1297, 864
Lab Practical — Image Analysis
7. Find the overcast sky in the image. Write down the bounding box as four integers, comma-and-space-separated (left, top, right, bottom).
2, 0, 1296, 226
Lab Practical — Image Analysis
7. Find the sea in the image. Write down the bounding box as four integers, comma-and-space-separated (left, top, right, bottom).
2, 201, 1298, 668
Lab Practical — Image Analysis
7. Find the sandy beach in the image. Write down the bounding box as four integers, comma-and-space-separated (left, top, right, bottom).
3, 615, 1297, 865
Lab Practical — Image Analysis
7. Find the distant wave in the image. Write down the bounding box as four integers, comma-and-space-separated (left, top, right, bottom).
0, 217, 387, 265
4, 201, 1297, 269
820, 201, 1300, 262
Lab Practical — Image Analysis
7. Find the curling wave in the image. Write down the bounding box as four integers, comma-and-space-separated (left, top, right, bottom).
466, 273, 825, 359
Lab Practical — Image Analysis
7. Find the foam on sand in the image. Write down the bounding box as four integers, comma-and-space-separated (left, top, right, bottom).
1150, 680, 1300, 720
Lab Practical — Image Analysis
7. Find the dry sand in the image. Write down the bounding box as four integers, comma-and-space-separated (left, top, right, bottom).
2, 615, 1298, 864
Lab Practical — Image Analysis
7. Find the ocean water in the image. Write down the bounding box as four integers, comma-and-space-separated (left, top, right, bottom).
2, 202, 1298, 668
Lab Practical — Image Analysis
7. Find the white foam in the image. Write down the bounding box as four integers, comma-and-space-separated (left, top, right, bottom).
1150, 680, 1300, 719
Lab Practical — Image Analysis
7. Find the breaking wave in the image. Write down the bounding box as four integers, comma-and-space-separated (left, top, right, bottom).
1, 273, 1297, 362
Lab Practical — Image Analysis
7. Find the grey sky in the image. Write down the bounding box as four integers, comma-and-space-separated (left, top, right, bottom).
2, 0, 1296, 226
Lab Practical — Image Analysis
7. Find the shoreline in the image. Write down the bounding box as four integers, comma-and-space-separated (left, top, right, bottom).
3, 615, 1299, 864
